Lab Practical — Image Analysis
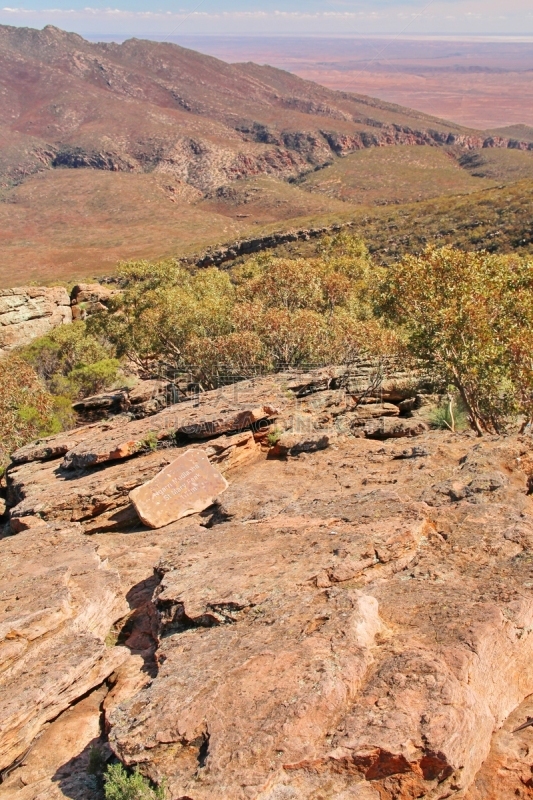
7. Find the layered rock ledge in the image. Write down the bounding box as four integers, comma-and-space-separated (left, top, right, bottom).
0, 287, 71, 355
1, 370, 533, 799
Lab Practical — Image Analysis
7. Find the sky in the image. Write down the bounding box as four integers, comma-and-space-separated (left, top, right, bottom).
1, 0, 533, 38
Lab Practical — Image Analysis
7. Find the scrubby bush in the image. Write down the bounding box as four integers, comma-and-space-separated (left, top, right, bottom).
103, 763, 166, 800
90, 236, 399, 386
88, 260, 235, 377
21, 321, 121, 400
429, 391, 469, 432
0, 355, 64, 471
378, 246, 533, 434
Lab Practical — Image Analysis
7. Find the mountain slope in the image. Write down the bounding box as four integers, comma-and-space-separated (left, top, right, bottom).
1, 23, 531, 194
1, 24, 533, 285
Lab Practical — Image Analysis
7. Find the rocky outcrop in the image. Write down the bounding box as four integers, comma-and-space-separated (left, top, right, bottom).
2, 368, 533, 798
71, 379, 176, 420
193, 224, 350, 268
0, 287, 71, 355
4, 369, 423, 533
70, 282, 117, 321
0, 525, 128, 774
0, 282, 114, 357
102, 431, 533, 800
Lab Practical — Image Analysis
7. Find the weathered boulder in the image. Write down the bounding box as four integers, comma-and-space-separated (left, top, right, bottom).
70, 282, 116, 320
275, 430, 333, 455
350, 403, 401, 426
0, 525, 128, 774
72, 380, 179, 420
286, 367, 346, 397
72, 390, 129, 415
363, 418, 429, 439
127, 379, 174, 406
0, 286, 71, 355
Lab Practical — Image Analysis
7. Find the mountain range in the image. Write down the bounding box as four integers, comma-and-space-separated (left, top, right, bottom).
1, 23, 533, 285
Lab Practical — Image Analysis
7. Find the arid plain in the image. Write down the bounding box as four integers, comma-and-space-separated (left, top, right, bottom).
172, 36, 533, 131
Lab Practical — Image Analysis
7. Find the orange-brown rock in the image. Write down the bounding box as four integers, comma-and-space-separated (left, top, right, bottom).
130, 450, 229, 529
61, 397, 280, 471
2, 370, 533, 799
0, 525, 128, 774
0, 686, 109, 800
100, 430, 533, 800
7, 430, 260, 533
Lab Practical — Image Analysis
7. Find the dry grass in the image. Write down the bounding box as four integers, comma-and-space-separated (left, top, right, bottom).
297, 146, 497, 206
457, 148, 533, 182
0, 171, 248, 286
269, 180, 533, 265
2, 168, 533, 287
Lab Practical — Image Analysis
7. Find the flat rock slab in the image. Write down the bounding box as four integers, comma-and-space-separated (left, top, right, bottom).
7, 431, 258, 534
0, 525, 128, 773
130, 450, 229, 529
106, 434, 533, 800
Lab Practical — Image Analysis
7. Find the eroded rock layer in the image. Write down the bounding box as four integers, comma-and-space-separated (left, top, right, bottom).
0, 287, 71, 355
1, 370, 533, 799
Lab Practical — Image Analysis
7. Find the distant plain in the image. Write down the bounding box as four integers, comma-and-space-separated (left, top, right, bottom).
167, 37, 533, 131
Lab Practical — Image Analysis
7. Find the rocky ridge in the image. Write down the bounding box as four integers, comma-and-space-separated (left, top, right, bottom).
1, 24, 532, 197
0, 282, 120, 356
1, 368, 533, 799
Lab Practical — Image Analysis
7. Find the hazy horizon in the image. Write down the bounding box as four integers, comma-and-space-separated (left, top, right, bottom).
1, 0, 533, 38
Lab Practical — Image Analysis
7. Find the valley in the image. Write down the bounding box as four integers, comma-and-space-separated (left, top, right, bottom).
1, 25, 533, 285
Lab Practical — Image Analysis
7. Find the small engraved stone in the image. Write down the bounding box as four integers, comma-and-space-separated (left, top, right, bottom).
129, 450, 229, 529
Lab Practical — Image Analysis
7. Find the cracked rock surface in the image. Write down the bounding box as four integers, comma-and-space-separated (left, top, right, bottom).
2, 371, 533, 799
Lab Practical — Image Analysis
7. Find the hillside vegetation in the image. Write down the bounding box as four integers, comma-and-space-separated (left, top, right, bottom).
297, 146, 498, 205
2, 235, 532, 471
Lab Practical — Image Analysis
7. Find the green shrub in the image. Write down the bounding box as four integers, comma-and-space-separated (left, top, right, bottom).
103, 763, 166, 800
267, 427, 283, 447
0, 355, 63, 470
91, 238, 398, 385
68, 358, 121, 397
137, 431, 158, 453
20, 322, 120, 400
51, 394, 78, 431
430, 393, 469, 432
378, 246, 533, 434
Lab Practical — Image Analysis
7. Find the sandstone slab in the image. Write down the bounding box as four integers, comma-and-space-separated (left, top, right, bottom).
0, 286, 71, 355
130, 450, 229, 529
62, 394, 280, 471
363, 417, 429, 439
7, 431, 258, 534
10, 377, 284, 470
0, 525, 128, 773
5, 373, 533, 798
275, 430, 333, 456
10, 418, 126, 465
104, 433, 533, 800
352, 402, 401, 422
0, 685, 109, 800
